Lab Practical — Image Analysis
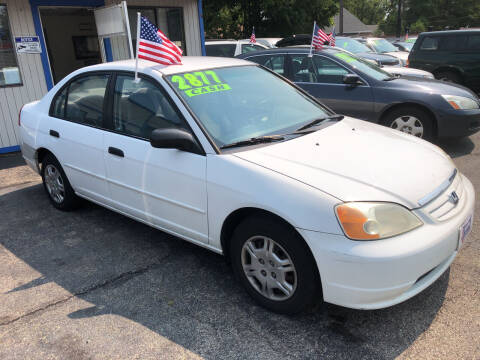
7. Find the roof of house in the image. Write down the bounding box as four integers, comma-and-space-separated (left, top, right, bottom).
325, 8, 377, 35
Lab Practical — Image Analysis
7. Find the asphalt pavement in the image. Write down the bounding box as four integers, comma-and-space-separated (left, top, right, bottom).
0, 134, 479, 360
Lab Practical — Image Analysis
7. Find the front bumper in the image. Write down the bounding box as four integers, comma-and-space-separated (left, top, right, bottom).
299, 174, 475, 310
436, 108, 480, 138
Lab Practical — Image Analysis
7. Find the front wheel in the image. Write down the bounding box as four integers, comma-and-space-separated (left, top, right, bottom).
230, 215, 320, 314
383, 106, 434, 141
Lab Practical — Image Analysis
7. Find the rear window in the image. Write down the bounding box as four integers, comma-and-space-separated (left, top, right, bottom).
205, 44, 236, 57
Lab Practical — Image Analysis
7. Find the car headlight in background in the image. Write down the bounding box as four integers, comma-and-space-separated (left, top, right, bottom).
441, 95, 479, 110
335, 202, 423, 240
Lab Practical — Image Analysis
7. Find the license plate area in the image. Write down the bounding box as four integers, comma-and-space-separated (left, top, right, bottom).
458, 214, 473, 250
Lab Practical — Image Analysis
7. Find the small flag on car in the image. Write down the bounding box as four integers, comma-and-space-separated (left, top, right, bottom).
250, 27, 256, 43
134, 14, 182, 80
329, 26, 336, 47
310, 21, 330, 56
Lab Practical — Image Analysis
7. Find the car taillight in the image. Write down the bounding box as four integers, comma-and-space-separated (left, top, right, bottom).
406, 59, 409, 67
18, 105, 24, 126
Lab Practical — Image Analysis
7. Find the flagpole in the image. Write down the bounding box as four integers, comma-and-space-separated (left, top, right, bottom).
309, 21, 316, 57
134, 12, 141, 82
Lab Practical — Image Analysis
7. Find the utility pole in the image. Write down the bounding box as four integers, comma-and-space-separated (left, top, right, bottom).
339, 0, 344, 35
396, 0, 402, 39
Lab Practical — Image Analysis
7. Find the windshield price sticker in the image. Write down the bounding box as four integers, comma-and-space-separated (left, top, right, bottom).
335, 52, 356, 63
171, 71, 231, 97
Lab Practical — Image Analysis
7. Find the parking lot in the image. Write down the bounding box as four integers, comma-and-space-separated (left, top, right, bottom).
0, 133, 478, 360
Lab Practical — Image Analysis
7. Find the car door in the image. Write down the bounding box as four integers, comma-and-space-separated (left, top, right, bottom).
47, 72, 111, 203
102, 73, 209, 244
288, 54, 374, 120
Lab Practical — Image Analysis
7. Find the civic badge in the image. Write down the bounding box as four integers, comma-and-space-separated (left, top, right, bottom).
449, 191, 459, 205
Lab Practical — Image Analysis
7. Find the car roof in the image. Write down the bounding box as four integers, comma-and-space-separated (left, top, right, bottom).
205, 40, 238, 45
236, 46, 342, 58
418, 29, 480, 36
77, 57, 253, 76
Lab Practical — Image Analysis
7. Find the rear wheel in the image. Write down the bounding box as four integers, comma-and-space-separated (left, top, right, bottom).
383, 106, 434, 141
435, 70, 462, 84
230, 215, 320, 314
41, 154, 80, 211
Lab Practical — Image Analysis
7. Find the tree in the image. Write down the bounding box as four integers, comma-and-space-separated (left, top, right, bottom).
343, 0, 391, 25
203, 0, 338, 39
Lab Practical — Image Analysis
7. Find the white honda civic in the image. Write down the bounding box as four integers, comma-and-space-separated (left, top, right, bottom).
19, 57, 474, 314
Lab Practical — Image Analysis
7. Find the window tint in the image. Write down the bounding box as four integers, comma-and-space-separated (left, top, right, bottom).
313, 56, 350, 84
467, 34, 480, 49
246, 55, 286, 75
205, 44, 236, 57
113, 75, 187, 139
439, 35, 467, 50
420, 37, 439, 50
51, 87, 67, 118
290, 55, 317, 82
241, 44, 265, 54
65, 74, 109, 126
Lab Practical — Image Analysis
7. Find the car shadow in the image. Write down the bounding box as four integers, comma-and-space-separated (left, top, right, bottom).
0, 151, 25, 170
438, 137, 475, 158
0, 183, 449, 359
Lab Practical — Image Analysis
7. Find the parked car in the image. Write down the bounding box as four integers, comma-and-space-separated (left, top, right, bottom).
392, 41, 414, 52
256, 37, 282, 48
357, 37, 409, 66
237, 47, 480, 140
205, 39, 268, 57
335, 37, 401, 66
19, 57, 475, 314
408, 30, 480, 92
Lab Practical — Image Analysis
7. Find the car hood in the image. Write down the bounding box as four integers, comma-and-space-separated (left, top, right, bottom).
357, 52, 398, 63
382, 66, 434, 78
383, 51, 409, 61
384, 76, 479, 98
233, 118, 455, 209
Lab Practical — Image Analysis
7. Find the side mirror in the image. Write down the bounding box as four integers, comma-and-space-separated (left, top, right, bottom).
343, 74, 362, 86
150, 128, 201, 154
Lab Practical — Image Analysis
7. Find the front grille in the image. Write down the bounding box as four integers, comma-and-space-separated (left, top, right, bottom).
422, 174, 465, 222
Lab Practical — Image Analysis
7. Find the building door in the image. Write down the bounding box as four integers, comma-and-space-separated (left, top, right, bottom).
39, 7, 103, 84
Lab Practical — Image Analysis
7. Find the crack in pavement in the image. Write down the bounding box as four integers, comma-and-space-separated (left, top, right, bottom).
0, 261, 163, 327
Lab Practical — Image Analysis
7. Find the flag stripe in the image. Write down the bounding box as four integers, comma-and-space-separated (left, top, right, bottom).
139, 40, 181, 62
138, 47, 180, 63
139, 54, 175, 66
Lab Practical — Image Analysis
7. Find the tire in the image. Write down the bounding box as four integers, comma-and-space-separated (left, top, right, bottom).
382, 106, 434, 141
41, 153, 80, 211
230, 215, 320, 314
435, 70, 461, 84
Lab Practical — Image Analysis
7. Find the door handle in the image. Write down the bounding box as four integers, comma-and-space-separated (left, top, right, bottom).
108, 146, 124, 157
49, 130, 60, 138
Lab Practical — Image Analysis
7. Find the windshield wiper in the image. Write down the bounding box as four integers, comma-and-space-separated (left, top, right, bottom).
295, 115, 344, 132
220, 135, 285, 149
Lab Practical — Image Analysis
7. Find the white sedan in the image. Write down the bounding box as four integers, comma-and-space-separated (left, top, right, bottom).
19, 57, 475, 313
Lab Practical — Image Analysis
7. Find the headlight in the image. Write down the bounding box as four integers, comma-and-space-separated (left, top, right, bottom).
335, 202, 423, 240
441, 95, 479, 110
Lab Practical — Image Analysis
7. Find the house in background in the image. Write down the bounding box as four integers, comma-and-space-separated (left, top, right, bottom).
325, 8, 377, 36
0, 0, 206, 154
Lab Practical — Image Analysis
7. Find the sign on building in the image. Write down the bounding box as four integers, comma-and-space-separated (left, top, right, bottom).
14, 36, 41, 53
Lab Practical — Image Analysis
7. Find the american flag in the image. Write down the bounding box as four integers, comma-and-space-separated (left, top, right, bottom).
329, 27, 336, 47
138, 16, 182, 66
250, 27, 256, 43
312, 23, 330, 49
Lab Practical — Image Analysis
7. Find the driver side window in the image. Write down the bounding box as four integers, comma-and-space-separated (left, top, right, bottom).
113, 75, 187, 139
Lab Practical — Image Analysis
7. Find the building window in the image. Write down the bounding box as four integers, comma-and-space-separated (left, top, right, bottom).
0, 5, 21, 87
128, 7, 186, 55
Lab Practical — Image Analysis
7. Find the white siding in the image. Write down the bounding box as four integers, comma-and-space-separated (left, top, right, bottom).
0, 0, 48, 149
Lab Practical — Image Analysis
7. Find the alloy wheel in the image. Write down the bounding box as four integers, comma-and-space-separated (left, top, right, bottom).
241, 236, 297, 301
390, 115, 424, 137
44, 164, 65, 204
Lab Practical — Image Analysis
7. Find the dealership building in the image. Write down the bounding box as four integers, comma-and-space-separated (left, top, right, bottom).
0, 0, 206, 153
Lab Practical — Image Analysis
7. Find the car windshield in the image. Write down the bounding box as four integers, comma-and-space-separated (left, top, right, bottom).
336, 37, 372, 53
397, 42, 413, 51
166, 66, 331, 148
370, 39, 398, 53
331, 51, 392, 81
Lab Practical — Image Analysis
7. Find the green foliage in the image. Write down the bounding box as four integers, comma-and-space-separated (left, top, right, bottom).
203, 0, 338, 39
409, 18, 426, 34
343, 0, 391, 25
